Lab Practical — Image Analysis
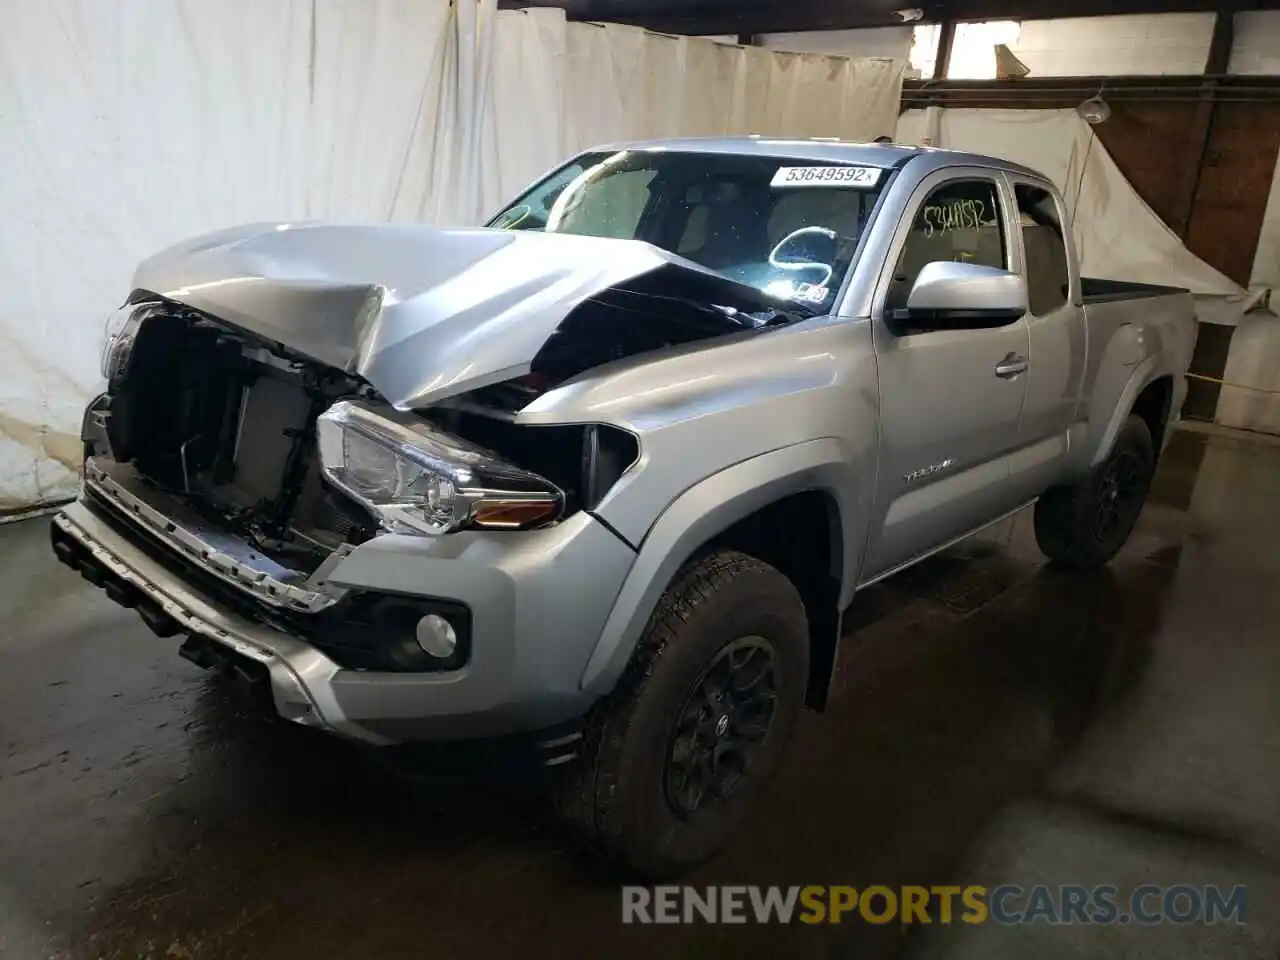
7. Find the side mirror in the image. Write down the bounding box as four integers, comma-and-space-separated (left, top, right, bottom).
900, 261, 1027, 329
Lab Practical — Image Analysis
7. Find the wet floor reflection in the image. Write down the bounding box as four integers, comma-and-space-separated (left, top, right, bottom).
2, 430, 1274, 960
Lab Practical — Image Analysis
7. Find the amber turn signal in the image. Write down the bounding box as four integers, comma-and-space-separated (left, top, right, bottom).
470, 497, 561, 530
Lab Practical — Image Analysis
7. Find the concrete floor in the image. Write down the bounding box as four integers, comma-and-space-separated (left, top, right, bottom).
1, 429, 1277, 960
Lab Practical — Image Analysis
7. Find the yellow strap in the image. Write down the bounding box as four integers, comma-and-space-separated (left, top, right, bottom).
1186, 372, 1280, 397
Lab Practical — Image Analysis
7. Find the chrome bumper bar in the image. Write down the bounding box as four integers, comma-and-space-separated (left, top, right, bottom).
52, 501, 390, 745
83, 457, 341, 614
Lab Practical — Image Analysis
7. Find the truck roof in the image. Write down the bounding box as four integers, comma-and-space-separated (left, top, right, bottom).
586, 135, 1048, 182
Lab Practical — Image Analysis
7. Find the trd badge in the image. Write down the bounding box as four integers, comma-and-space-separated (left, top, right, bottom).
904, 458, 956, 483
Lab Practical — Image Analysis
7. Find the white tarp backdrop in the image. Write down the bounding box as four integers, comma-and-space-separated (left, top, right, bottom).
0, 0, 459, 512
0, 0, 904, 513
486, 10, 904, 221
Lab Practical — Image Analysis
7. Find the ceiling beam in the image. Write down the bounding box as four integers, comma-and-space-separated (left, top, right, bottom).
500, 0, 1280, 37
940, 0, 1267, 23
1203, 3, 1238, 74
901, 74, 1280, 108
932, 18, 956, 80
1172, 8, 1238, 238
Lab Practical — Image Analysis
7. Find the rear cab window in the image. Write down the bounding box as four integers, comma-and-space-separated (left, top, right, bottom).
1014, 183, 1071, 314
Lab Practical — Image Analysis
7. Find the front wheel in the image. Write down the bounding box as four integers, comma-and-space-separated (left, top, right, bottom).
1034, 414, 1155, 568
555, 551, 809, 878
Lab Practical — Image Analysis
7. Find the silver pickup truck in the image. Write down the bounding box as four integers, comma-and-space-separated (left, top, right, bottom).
52, 138, 1194, 875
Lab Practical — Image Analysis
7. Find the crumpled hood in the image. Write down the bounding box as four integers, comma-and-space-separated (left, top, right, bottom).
132, 222, 734, 408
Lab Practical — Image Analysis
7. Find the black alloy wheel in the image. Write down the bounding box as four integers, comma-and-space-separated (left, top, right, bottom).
1033, 414, 1156, 569
553, 550, 810, 877
1092, 447, 1146, 543
665, 637, 779, 817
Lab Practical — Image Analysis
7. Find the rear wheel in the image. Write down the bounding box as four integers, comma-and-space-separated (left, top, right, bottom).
1034, 414, 1155, 568
556, 551, 809, 878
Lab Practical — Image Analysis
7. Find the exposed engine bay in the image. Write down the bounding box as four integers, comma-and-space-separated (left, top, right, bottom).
100, 308, 377, 573
89, 217, 818, 588
95, 302, 644, 576
127, 220, 811, 410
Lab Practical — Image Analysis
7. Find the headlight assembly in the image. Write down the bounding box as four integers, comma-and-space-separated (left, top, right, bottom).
316, 400, 564, 536
100, 301, 161, 382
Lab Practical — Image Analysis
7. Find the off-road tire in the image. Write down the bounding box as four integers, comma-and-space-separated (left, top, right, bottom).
555, 550, 809, 878
1034, 414, 1155, 569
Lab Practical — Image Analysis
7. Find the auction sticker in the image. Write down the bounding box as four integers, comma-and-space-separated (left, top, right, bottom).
771, 165, 882, 188
793, 282, 829, 304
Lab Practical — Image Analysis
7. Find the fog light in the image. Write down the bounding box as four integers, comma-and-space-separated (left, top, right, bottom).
415, 613, 458, 659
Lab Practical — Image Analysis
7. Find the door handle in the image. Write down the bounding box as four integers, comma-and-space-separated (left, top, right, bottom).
994, 353, 1029, 379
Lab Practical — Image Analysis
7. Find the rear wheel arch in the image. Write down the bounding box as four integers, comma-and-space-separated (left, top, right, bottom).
1130, 375, 1173, 459
1088, 359, 1164, 470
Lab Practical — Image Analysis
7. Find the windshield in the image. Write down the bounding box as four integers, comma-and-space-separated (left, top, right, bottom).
486, 149, 886, 314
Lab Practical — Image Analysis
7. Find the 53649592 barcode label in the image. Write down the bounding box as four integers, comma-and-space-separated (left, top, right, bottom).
770, 166, 882, 188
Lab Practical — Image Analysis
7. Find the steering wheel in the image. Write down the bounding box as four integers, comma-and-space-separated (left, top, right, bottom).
768, 226, 838, 287
491, 204, 533, 230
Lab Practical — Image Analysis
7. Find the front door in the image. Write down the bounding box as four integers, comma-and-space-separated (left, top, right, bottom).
861, 172, 1031, 581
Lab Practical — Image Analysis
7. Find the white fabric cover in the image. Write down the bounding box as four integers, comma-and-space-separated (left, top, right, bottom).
0, 1, 903, 512
893, 108, 1250, 310
483, 10, 903, 220
0, 0, 456, 511
1216, 310, 1280, 434
1253, 162, 1280, 293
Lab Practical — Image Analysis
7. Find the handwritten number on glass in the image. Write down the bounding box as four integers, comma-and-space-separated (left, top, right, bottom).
920, 199, 988, 238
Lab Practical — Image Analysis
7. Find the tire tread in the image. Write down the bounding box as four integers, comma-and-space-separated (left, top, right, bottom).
1034, 414, 1154, 568
555, 550, 790, 872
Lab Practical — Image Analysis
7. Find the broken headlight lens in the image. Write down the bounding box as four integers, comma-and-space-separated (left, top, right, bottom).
316, 400, 564, 536
100, 302, 160, 382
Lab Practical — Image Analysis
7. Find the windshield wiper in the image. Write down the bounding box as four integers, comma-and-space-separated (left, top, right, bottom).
711, 301, 815, 326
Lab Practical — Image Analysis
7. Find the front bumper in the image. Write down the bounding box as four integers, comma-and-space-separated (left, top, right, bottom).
52, 493, 636, 748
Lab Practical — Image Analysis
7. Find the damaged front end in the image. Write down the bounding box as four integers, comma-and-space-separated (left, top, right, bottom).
79, 300, 607, 678
96, 300, 377, 580
102, 221, 809, 542
87, 297, 633, 568
70, 223, 809, 679
129, 222, 809, 409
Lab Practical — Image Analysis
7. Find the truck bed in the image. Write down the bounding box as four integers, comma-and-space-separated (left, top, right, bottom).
1081, 277, 1189, 304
